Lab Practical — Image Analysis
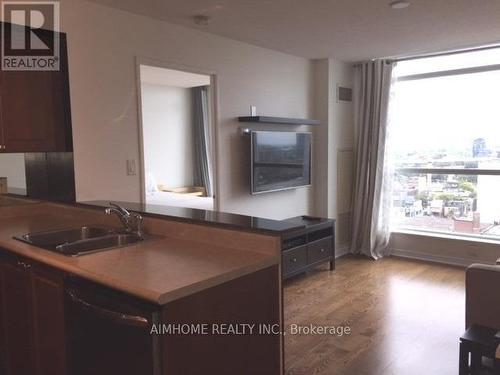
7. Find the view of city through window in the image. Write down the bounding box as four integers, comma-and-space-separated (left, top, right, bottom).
390, 49, 500, 239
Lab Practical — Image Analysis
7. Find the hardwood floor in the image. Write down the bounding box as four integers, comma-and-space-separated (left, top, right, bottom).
284, 255, 465, 375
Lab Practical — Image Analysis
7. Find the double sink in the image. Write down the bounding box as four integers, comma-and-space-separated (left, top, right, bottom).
15, 226, 144, 257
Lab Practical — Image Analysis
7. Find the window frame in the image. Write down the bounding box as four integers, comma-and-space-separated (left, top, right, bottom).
397, 63, 500, 82
392, 60, 500, 240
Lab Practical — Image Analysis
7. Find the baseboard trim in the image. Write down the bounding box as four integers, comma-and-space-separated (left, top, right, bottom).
390, 248, 478, 268
336, 244, 350, 259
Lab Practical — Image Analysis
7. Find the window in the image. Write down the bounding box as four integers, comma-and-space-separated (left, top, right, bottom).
389, 47, 500, 240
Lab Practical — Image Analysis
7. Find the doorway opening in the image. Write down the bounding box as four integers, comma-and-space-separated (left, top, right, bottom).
138, 64, 216, 211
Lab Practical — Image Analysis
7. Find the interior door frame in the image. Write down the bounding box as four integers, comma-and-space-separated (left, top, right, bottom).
135, 57, 221, 211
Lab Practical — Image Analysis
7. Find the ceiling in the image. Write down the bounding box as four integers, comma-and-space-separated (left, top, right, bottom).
140, 65, 211, 87
88, 0, 500, 62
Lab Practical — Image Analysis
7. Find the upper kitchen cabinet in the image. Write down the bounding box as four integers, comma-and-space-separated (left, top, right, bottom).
0, 22, 72, 153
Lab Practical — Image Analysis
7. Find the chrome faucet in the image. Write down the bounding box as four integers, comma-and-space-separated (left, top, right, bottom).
105, 202, 143, 238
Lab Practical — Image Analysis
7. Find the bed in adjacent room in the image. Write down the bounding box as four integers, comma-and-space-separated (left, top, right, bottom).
146, 191, 214, 210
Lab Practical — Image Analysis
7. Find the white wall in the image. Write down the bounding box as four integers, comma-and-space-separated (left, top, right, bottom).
141, 83, 194, 189
0, 154, 27, 194
330, 60, 355, 252
313, 59, 354, 250
312, 59, 330, 219
59, 0, 315, 220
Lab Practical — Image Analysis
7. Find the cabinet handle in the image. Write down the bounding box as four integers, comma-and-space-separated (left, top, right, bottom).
291, 258, 297, 263
66, 289, 149, 328
320, 248, 325, 253
17, 260, 31, 270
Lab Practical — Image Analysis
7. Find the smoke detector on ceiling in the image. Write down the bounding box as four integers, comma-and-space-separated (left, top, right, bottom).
193, 15, 211, 26
389, 0, 411, 9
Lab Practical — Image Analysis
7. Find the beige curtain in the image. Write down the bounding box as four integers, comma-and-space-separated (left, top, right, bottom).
192, 86, 213, 197
350, 60, 394, 259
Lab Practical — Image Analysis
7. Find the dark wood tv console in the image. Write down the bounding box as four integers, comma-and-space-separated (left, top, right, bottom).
281, 216, 335, 279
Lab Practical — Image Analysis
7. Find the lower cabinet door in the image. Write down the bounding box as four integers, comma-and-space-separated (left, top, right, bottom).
0, 255, 66, 375
31, 266, 66, 375
0, 259, 36, 375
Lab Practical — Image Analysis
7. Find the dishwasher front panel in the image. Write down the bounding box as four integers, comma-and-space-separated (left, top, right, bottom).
65, 278, 160, 375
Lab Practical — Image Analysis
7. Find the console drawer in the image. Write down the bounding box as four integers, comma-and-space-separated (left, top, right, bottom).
282, 246, 307, 275
307, 237, 333, 264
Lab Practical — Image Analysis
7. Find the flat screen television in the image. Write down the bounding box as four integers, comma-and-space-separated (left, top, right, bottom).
251, 131, 312, 194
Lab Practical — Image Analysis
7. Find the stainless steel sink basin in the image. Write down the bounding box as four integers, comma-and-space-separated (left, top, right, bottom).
17, 226, 114, 248
55, 233, 143, 256
14, 227, 146, 257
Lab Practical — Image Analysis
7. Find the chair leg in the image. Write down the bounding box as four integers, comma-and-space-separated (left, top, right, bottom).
495, 359, 500, 375
471, 350, 481, 375
459, 343, 469, 375
495, 344, 500, 375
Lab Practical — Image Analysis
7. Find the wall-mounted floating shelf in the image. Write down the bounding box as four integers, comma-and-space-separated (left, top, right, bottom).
238, 116, 321, 126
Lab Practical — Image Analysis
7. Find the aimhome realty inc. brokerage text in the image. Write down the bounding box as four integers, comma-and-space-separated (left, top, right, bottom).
150, 323, 352, 337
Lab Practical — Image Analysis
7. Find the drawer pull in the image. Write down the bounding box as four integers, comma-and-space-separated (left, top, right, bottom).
320, 248, 325, 253
291, 258, 297, 263
17, 260, 32, 270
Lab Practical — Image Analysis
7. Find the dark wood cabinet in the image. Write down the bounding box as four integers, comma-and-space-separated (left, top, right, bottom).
31, 265, 66, 375
65, 266, 282, 375
0, 251, 66, 375
0, 256, 36, 375
162, 265, 281, 375
0, 23, 72, 153
0, 250, 282, 375
25, 152, 76, 203
281, 216, 335, 279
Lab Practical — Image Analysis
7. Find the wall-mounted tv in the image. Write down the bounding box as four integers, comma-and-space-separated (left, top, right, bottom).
251, 131, 312, 194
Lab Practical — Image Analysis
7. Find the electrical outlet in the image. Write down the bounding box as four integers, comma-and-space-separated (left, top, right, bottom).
126, 159, 136, 176
250, 105, 257, 116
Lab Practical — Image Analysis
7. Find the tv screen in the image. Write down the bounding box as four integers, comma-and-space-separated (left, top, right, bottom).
251, 131, 311, 194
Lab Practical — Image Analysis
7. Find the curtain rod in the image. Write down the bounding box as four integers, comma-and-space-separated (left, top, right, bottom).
354, 43, 500, 66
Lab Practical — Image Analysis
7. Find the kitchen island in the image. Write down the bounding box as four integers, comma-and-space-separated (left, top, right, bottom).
0, 199, 287, 375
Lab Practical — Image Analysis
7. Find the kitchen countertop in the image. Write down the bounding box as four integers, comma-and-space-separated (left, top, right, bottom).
0, 195, 39, 207
0, 210, 278, 305
81, 200, 306, 235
